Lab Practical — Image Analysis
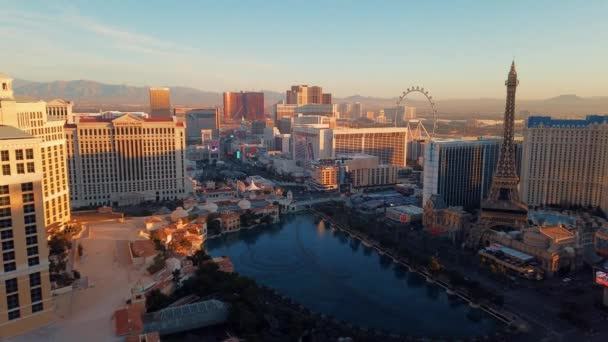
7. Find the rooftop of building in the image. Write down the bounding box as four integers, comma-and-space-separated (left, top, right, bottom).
114, 305, 145, 336
143, 299, 229, 335
429, 137, 504, 146
528, 115, 608, 128
528, 210, 577, 228
47, 98, 73, 105
388, 205, 424, 215
539, 225, 575, 242
131, 240, 158, 258
0, 125, 34, 140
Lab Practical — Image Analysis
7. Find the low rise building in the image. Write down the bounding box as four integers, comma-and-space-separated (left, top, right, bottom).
201, 187, 237, 202
385, 205, 424, 224
423, 195, 473, 242
310, 164, 339, 191
339, 154, 398, 189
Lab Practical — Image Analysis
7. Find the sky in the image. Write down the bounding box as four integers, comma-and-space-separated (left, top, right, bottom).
1, 0, 607, 99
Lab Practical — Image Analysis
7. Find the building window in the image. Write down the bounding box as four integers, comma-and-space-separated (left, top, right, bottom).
0, 150, 8, 161
4, 261, 16, 272
22, 193, 34, 203
7, 293, 19, 309
1, 165, 9, 176
2, 240, 14, 250
26, 236, 37, 246
24, 215, 36, 224
24, 204, 35, 214
29, 272, 41, 287
25, 225, 37, 235
15, 150, 23, 160
32, 302, 43, 313
27, 246, 38, 256
27, 162, 35, 173
0, 208, 10, 217
0, 185, 8, 194
26, 149, 34, 159
17, 163, 25, 174
5, 278, 18, 294
0, 229, 13, 240
30, 287, 42, 303
21, 183, 33, 192
3, 251, 15, 261
0, 196, 9, 206
28, 257, 39, 266
8, 309, 20, 320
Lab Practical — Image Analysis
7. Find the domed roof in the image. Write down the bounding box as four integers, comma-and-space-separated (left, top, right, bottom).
237, 199, 251, 209
170, 207, 188, 222
199, 202, 218, 213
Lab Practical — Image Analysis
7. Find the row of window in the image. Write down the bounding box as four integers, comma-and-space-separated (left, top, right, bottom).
1, 162, 36, 176
0, 149, 34, 162
5, 272, 44, 321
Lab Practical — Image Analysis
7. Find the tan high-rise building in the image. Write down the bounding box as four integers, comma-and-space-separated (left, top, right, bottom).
0, 74, 71, 234
223, 91, 264, 122
521, 115, 608, 212
65, 114, 188, 207
286, 85, 332, 105
0, 126, 52, 338
149, 87, 171, 118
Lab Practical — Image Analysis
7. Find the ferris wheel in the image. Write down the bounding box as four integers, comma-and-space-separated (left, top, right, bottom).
395, 86, 438, 140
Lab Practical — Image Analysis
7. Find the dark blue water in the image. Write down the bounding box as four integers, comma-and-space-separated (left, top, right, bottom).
206, 214, 498, 337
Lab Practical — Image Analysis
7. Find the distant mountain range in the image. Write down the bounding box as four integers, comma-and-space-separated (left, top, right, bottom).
12, 79, 608, 117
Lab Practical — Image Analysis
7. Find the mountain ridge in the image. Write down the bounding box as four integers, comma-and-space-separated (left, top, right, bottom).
11, 78, 608, 116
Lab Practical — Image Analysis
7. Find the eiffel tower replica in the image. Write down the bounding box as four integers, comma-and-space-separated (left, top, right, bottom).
468, 62, 528, 246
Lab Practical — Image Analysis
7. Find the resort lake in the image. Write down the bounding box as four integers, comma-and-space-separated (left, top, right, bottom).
206, 214, 498, 337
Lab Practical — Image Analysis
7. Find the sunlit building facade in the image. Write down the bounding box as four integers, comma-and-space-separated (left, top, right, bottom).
286, 85, 332, 105
0, 74, 71, 234
273, 103, 336, 123
521, 115, 608, 212
0, 127, 52, 338
65, 114, 188, 207
223, 91, 264, 121
149, 87, 171, 118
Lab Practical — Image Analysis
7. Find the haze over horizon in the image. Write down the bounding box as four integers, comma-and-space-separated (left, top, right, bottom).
2, 1, 607, 99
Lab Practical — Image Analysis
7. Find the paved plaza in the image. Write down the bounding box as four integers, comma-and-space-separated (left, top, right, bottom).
8, 219, 147, 342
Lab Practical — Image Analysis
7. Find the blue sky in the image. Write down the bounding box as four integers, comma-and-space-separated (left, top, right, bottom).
1, 0, 607, 98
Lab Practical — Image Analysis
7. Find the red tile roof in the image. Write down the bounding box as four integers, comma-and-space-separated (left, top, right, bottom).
144, 117, 173, 122
125, 332, 160, 342
131, 240, 158, 258
114, 306, 144, 336
79, 118, 113, 123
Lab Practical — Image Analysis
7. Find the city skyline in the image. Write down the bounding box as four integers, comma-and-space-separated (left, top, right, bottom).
2, 1, 607, 99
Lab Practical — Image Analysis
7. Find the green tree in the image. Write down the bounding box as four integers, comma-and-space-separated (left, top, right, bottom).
146, 289, 171, 312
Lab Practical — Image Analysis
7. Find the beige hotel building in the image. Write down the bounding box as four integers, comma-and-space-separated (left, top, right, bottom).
65, 114, 189, 208
0, 74, 71, 234
521, 115, 608, 212
0, 127, 52, 338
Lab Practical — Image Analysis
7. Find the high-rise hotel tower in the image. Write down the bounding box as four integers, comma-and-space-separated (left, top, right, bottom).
0, 74, 59, 338
521, 115, 608, 212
